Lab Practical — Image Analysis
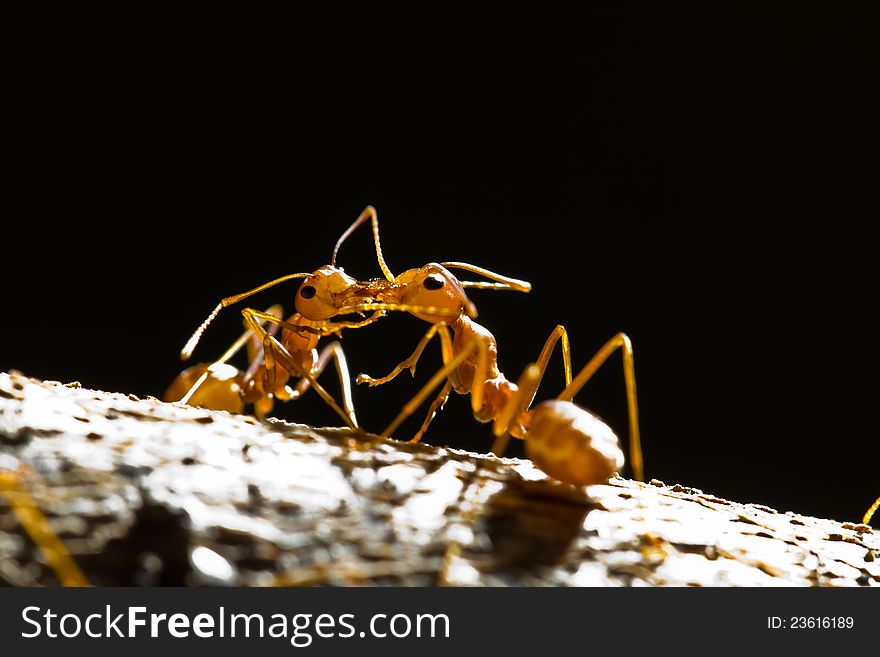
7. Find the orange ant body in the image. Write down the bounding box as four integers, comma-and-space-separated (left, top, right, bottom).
170, 207, 462, 428
154, 199, 880, 527
165, 305, 283, 417
3, 207, 875, 593
355, 264, 643, 485
169, 208, 398, 427
325, 216, 644, 486
166, 301, 378, 423
179, 205, 643, 487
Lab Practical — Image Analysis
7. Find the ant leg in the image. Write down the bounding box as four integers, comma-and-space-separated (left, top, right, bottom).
241, 308, 311, 395
358, 323, 456, 441
488, 326, 572, 457
513, 325, 572, 413
242, 309, 328, 337
241, 309, 358, 429
864, 496, 880, 526
380, 336, 491, 439
238, 307, 377, 421
180, 306, 284, 405
244, 319, 288, 420
557, 332, 643, 482
535, 326, 573, 386
243, 314, 284, 382
409, 380, 454, 444
0, 468, 88, 586
287, 341, 361, 427
490, 364, 542, 458
357, 323, 453, 386
399, 326, 457, 442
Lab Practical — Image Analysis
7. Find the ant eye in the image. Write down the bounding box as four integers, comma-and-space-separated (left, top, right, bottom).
300, 285, 317, 299
423, 274, 445, 291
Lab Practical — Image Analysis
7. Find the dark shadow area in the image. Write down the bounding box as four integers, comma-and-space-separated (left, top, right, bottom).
91, 502, 191, 586
482, 480, 595, 571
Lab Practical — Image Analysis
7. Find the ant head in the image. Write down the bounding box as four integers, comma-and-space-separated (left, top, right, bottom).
295, 265, 365, 320
392, 263, 477, 323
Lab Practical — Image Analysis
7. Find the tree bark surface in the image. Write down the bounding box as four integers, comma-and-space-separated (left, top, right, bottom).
1, 371, 877, 586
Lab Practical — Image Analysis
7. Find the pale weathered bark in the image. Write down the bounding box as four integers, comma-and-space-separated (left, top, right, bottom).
1, 370, 877, 586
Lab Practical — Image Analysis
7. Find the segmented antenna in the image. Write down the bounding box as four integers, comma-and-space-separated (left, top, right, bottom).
332, 206, 395, 282
180, 273, 310, 360
440, 261, 531, 293
181, 303, 222, 361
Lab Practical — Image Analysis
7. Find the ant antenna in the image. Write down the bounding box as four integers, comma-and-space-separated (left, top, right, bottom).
440, 262, 532, 293
181, 273, 309, 360
332, 206, 395, 282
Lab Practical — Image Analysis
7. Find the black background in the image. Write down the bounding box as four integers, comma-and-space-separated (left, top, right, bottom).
6, 8, 877, 524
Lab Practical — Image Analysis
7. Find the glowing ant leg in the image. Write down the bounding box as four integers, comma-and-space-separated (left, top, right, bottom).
409, 380, 454, 444
287, 341, 361, 427
180, 305, 284, 405
380, 336, 491, 439
864, 496, 880, 526
243, 313, 285, 381
488, 325, 573, 456
489, 364, 542, 458
357, 323, 454, 387
0, 468, 89, 586
240, 309, 325, 336
358, 323, 456, 441
516, 324, 573, 411
242, 315, 289, 420
242, 310, 358, 430
556, 332, 642, 482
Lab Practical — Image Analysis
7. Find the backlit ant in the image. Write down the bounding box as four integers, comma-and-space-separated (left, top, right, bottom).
167, 305, 356, 419
169, 206, 464, 428
346, 242, 644, 486
166, 302, 378, 424
170, 207, 402, 427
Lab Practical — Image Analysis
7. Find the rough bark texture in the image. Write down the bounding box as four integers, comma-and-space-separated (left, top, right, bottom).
1, 370, 877, 587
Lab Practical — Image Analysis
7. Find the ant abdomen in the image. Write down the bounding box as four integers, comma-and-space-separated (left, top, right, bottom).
164, 363, 246, 414
524, 400, 624, 487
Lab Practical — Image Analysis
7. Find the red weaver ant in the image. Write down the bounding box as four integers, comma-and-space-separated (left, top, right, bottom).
342, 229, 644, 486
